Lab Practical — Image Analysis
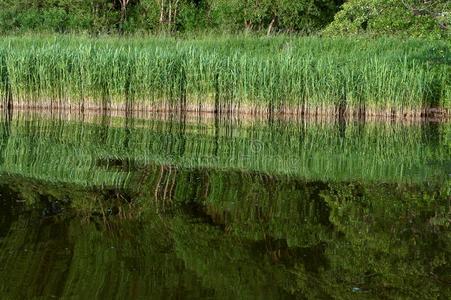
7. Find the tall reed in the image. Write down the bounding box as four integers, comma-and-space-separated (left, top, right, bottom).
0, 35, 449, 117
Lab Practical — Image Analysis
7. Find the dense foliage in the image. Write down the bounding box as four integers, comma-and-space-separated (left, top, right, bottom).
1, 0, 448, 37
0, 0, 344, 34
324, 0, 450, 37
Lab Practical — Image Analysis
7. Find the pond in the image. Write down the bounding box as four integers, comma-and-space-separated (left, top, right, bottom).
0, 111, 449, 299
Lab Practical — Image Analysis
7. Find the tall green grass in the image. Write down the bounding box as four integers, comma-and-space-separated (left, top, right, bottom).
0, 35, 449, 116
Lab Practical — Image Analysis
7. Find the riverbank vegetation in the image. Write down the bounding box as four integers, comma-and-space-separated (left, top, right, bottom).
1, 2, 449, 117
0, 35, 449, 117
1, 3, 449, 298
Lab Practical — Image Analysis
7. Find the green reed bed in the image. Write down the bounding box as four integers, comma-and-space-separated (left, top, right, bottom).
0, 35, 449, 116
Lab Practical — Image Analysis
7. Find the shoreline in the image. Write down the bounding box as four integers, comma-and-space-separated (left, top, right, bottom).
1, 100, 449, 122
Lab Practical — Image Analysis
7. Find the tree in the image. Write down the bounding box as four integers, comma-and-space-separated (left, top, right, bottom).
119, 0, 131, 27
157, 0, 182, 31
209, 0, 342, 34
400, 0, 450, 30
323, 0, 450, 37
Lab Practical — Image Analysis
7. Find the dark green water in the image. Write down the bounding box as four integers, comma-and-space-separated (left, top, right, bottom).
0, 112, 449, 299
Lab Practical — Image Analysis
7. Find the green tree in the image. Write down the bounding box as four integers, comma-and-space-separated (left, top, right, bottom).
324, 0, 450, 37
209, 0, 342, 33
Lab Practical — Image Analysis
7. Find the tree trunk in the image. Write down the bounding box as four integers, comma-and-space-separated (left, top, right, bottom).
160, 0, 165, 23
173, 0, 180, 30
121, 6, 126, 26
120, 0, 130, 32
267, 17, 276, 36
245, 20, 253, 31
168, 1, 172, 28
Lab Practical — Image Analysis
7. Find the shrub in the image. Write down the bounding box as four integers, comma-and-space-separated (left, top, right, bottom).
323, 0, 450, 38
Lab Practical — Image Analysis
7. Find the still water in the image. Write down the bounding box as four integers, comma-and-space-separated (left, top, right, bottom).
0, 112, 449, 299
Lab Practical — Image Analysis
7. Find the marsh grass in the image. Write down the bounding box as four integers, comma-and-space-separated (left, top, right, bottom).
0, 35, 449, 117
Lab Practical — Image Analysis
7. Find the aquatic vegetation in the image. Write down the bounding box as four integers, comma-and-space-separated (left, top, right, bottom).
0, 35, 449, 117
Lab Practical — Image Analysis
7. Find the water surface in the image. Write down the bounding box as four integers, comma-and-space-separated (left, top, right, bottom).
0, 112, 449, 299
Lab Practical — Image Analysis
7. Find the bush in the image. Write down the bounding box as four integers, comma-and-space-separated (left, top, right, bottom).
323, 0, 450, 38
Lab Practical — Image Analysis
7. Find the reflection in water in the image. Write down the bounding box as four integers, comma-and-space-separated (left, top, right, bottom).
0, 112, 449, 299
